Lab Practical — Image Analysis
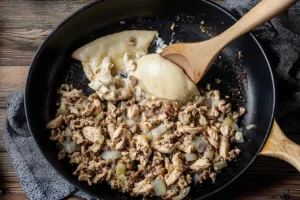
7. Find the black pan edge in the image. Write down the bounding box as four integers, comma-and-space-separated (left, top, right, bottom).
24, 0, 276, 199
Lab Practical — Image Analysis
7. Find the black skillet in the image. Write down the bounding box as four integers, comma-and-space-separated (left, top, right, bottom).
24, 0, 300, 199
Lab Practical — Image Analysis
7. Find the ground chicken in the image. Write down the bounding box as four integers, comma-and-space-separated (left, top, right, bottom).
47, 84, 246, 199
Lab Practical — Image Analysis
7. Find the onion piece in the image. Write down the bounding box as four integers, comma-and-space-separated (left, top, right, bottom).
192, 137, 201, 149
116, 163, 126, 175
119, 174, 127, 183
95, 112, 104, 122
203, 150, 215, 160
192, 137, 208, 152
64, 141, 75, 154
193, 173, 199, 184
101, 150, 122, 161
173, 187, 190, 200
95, 135, 105, 144
164, 130, 173, 135
65, 137, 71, 143
246, 124, 256, 130
135, 86, 142, 100
222, 117, 233, 127
144, 132, 153, 141
57, 108, 68, 115
197, 138, 208, 153
65, 127, 72, 137
212, 100, 220, 107
213, 161, 228, 170
126, 119, 136, 125
185, 153, 197, 161
151, 124, 167, 140
121, 113, 129, 120
235, 132, 244, 143
152, 179, 167, 196
231, 122, 239, 131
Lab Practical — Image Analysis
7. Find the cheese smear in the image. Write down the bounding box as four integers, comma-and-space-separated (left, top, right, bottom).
135, 54, 199, 102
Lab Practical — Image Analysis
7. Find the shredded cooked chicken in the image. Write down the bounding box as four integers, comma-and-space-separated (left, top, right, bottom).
47, 80, 245, 199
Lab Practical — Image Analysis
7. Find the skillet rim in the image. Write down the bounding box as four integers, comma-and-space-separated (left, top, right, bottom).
24, 0, 276, 199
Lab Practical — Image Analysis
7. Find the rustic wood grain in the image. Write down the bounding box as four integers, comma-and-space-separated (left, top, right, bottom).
1, 0, 300, 200
0, 66, 29, 108
0, 0, 89, 66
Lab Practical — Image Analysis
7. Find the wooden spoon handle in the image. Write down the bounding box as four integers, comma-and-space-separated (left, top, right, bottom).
260, 120, 300, 171
217, 0, 297, 47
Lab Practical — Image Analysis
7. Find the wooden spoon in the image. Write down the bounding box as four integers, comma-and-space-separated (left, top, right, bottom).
160, 0, 297, 84
161, 0, 300, 172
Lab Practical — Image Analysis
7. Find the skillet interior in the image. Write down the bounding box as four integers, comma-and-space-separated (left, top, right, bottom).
25, 0, 275, 199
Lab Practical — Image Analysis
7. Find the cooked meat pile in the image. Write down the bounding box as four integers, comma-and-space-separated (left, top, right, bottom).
47, 84, 246, 200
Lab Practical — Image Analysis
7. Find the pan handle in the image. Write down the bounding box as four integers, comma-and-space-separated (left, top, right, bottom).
260, 120, 300, 171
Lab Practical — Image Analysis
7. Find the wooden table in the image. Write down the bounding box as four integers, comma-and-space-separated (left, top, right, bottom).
1, 1, 300, 199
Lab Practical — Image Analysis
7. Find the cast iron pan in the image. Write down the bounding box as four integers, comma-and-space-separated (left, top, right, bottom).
25, 0, 277, 199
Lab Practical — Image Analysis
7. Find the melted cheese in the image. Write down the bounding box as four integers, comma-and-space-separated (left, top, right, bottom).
135, 54, 199, 102
72, 30, 157, 79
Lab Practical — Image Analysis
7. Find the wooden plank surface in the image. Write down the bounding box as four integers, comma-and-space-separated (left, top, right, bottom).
0, 1, 300, 200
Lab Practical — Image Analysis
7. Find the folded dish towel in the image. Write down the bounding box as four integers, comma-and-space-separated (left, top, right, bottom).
2, 1, 300, 200
3, 93, 94, 200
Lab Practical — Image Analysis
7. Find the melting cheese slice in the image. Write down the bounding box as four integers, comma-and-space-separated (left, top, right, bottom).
135, 54, 200, 102
72, 30, 158, 79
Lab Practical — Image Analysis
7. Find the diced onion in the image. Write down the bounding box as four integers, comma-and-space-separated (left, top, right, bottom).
246, 124, 256, 130
222, 117, 233, 127
65, 137, 71, 143
129, 152, 136, 161
235, 132, 244, 143
151, 124, 167, 140
101, 150, 122, 161
192, 137, 201, 149
119, 174, 127, 183
185, 153, 197, 161
135, 86, 142, 100
95, 112, 104, 121
193, 95, 201, 101
173, 187, 190, 200
144, 132, 153, 141
142, 92, 150, 99
212, 100, 220, 107
121, 113, 129, 120
65, 127, 72, 137
193, 173, 199, 184
231, 122, 239, 131
213, 161, 228, 170
126, 119, 136, 125
203, 150, 215, 160
197, 138, 208, 153
95, 135, 105, 144
192, 137, 208, 152
57, 108, 68, 115
64, 141, 75, 154
164, 130, 173, 135
152, 179, 167, 196
116, 163, 126, 175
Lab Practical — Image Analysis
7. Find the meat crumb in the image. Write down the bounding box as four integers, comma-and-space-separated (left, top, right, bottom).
170, 23, 176, 31
238, 51, 243, 60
